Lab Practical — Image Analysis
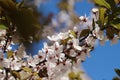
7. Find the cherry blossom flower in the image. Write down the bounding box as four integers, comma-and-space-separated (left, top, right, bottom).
10, 60, 22, 70
0, 69, 5, 80
79, 15, 88, 22
58, 32, 69, 40
92, 25, 104, 40
27, 55, 37, 67
72, 38, 82, 51
60, 76, 69, 80
0, 29, 6, 37
15, 44, 28, 59
33, 50, 46, 63
92, 8, 99, 13
47, 35, 60, 41
73, 26, 79, 32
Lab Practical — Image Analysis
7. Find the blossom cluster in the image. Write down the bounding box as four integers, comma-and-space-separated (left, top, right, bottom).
0, 27, 99, 80
0, 7, 119, 80
0, 26, 93, 80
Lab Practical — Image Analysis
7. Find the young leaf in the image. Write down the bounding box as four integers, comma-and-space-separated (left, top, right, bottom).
11, 70, 21, 79
0, 24, 7, 29
70, 31, 77, 38
99, 8, 106, 27
22, 67, 32, 73
0, 66, 3, 69
110, 18, 120, 30
68, 72, 76, 79
94, 0, 111, 9
36, 78, 42, 80
79, 29, 90, 38
60, 37, 71, 44
7, 51, 14, 58
20, 71, 32, 80
32, 72, 38, 76
111, 23, 120, 30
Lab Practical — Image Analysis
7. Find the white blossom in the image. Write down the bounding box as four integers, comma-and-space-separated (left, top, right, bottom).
79, 14, 88, 22
27, 56, 36, 67
92, 8, 99, 13
10, 60, 22, 70
0, 29, 6, 37
72, 38, 82, 50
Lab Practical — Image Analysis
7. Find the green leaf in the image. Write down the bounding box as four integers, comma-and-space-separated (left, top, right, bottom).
7, 51, 14, 58
99, 8, 106, 26
70, 31, 77, 38
0, 24, 7, 29
104, 16, 108, 24
110, 18, 120, 30
111, 23, 120, 30
36, 78, 42, 80
68, 72, 83, 80
68, 72, 76, 79
94, 0, 111, 9
77, 71, 84, 75
76, 71, 84, 80
10, 8, 41, 41
22, 67, 32, 73
115, 69, 120, 77
32, 72, 38, 76
0, 0, 42, 41
0, 66, 3, 69
11, 70, 21, 79
79, 29, 90, 38
20, 71, 32, 80
106, 0, 116, 10
115, 7, 120, 16
60, 37, 71, 44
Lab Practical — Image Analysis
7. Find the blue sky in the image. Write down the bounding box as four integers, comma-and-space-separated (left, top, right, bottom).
83, 41, 120, 80
28, 0, 120, 80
